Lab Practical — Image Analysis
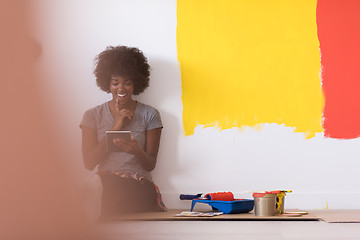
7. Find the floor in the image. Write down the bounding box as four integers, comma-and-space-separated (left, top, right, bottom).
96, 220, 360, 240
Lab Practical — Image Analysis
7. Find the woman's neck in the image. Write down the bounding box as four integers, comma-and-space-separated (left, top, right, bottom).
109, 98, 136, 111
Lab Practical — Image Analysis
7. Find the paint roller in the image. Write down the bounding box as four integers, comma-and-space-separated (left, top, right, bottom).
180, 192, 234, 201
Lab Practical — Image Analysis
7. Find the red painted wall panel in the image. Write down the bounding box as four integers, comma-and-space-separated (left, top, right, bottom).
317, 0, 360, 139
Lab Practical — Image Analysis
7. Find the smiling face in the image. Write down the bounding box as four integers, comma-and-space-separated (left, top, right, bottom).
109, 75, 134, 107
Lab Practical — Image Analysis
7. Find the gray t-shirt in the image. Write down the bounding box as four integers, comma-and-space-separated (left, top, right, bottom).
80, 101, 163, 180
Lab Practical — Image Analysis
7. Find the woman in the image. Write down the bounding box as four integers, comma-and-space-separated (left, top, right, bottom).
80, 46, 166, 218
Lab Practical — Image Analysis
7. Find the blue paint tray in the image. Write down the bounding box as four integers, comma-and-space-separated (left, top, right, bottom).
190, 199, 254, 214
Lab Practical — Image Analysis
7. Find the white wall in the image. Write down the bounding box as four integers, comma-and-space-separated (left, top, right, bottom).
32, 0, 360, 211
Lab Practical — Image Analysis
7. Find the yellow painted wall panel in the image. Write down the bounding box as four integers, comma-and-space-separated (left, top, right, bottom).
177, 0, 324, 138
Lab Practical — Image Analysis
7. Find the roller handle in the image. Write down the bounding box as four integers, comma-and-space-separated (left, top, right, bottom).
179, 193, 203, 200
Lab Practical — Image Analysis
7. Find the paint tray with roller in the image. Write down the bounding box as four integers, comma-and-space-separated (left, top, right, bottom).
190, 192, 254, 214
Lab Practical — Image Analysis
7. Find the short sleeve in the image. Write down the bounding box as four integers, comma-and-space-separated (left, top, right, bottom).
79, 108, 97, 130
146, 107, 163, 131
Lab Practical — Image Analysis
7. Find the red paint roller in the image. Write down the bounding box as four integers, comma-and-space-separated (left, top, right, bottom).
204, 192, 234, 201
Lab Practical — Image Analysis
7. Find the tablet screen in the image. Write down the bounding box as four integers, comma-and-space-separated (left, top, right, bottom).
105, 130, 131, 152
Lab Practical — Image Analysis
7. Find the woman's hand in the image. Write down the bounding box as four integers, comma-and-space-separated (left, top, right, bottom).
113, 128, 161, 172
112, 136, 141, 154
112, 99, 133, 130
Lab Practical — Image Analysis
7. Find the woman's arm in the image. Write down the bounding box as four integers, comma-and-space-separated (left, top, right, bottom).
136, 128, 162, 171
81, 101, 134, 170
81, 126, 108, 170
113, 128, 162, 171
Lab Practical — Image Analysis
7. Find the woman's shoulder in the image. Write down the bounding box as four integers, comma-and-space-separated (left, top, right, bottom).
136, 101, 160, 115
83, 102, 108, 118
80, 102, 109, 129
136, 102, 162, 129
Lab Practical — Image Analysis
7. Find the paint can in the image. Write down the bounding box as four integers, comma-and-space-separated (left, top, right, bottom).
275, 190, 292, 214
253, 192, 277, 216
276, 191, 286, 214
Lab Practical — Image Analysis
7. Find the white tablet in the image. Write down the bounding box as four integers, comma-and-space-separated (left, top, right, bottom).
105, 130, 131, 152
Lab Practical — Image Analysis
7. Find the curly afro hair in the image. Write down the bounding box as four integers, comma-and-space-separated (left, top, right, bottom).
94, 46, 150, 95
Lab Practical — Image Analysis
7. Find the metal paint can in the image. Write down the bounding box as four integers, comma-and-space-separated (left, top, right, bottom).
275, 190, 292, 214
276, 191, 286, 214
253, 193, 277, 216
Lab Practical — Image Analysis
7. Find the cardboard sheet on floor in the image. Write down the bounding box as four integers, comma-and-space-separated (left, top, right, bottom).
109, 209, 320, 221
310, 210, 360, 223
